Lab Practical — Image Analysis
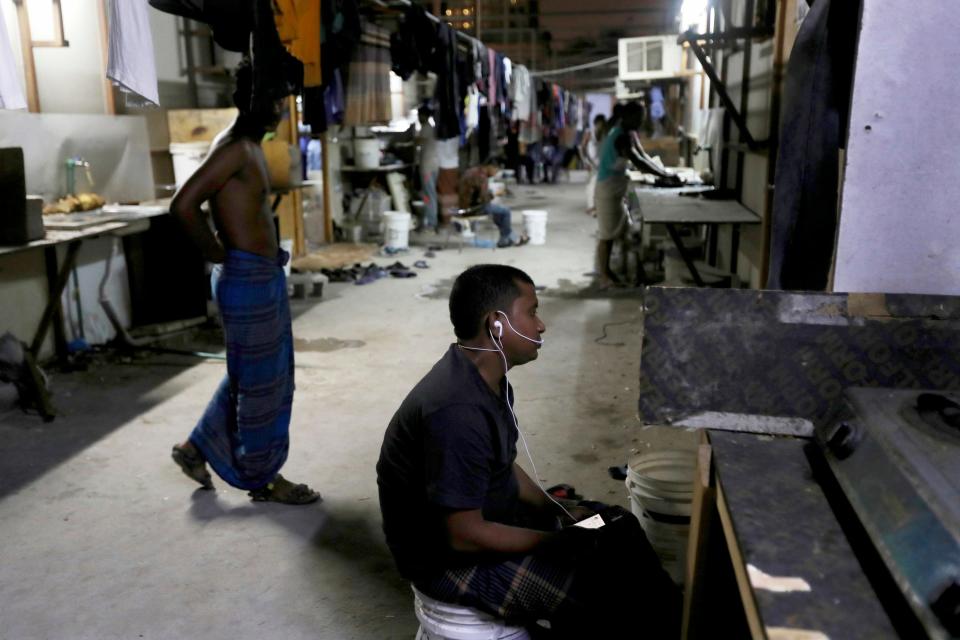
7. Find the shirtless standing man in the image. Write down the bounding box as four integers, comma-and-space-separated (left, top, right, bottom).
169, 62, 319, 505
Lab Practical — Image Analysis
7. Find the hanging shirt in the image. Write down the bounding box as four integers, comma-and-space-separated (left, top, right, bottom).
597, 125, 628, 182
432, 22, 462, 139
418, 121, 439, 175
273, 0, 322, 87
650, 85, 666, 120
487, 48, 497, 105
437, 137, 460, 170
464, 85, 480, 135
511, 65, 531, 123
107, 0, 160, 107
0, 7, 26, 110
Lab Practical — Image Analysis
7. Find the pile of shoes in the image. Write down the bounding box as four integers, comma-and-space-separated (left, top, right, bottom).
320, 261, 429, 285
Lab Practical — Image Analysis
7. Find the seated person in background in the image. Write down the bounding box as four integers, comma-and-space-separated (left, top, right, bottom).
458, 164, 529, 248
376, 265, 681, 637
541, 135, 559, 184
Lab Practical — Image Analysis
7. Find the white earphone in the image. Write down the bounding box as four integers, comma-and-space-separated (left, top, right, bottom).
458, 312, 570, 519
494, 311, 543, 345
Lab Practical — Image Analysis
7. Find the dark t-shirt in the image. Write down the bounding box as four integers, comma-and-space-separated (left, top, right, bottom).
376, 344, 520, 581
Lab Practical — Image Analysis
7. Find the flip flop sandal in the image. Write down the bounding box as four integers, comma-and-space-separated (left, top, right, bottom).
248, 474, 322, 505
171, 445, 213, 490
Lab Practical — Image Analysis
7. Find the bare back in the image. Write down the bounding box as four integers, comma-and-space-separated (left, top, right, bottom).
170, 125, 279, 261
207, 132, 278, 258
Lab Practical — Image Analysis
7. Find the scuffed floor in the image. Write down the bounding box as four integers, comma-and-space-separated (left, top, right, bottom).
0, 182, 694, 639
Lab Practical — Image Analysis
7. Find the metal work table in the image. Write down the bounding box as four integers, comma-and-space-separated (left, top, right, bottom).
0, 216, 158, 352
683, 430, 899, 639
633, 186, 761, 286
0, 212, 165, 420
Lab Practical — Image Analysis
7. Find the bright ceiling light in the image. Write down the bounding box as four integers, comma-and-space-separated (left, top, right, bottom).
679, 0, 708, 31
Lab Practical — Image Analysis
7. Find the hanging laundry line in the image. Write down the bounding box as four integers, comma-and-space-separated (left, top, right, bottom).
529, 56, 619, 77
386, 0, 484, 50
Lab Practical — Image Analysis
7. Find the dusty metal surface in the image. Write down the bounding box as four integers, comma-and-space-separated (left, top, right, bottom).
711, 431, 898, 639
818, 388, 960, 639
637, 288, 960, 428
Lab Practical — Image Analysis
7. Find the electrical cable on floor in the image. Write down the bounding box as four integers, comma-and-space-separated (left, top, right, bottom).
594, 318, 640, 346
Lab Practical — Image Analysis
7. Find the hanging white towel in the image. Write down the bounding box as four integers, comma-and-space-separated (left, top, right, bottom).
464, 85, 480, 136
511, 65, 531, 123
0, 6, 27, 110
107, 0, 159, 107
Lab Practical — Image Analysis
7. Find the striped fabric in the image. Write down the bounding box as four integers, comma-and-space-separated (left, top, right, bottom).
415, 553, 578, 624
189, 249, 294, 491
412, 507, 682, 635
344, 20, 392, 126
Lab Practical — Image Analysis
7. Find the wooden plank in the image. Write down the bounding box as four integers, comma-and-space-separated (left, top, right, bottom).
762, 0, 792, 286
284, 95, 304, 256
716, 478, 767, 639
682, 439, 716, 640
96, 0, 116, 115
13, 0, 40, 112
167, 109, 238, 143
321, 131, 333, 243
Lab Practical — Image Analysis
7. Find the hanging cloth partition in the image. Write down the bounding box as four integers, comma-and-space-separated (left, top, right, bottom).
107, 0, 160, 107
344, 20, 392, 125
431, 22, 461, 139
0, 1, 27, 109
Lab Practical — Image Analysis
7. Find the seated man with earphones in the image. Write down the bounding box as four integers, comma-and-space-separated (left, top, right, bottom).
376, 264, 680, 637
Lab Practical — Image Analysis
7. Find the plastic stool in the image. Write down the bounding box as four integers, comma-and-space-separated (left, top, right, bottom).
412, 587, 530, 640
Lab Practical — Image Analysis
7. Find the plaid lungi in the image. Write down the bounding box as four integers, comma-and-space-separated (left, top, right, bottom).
189, 249, 294, 491
415, 552, 579, 624
413, 507, 682, 635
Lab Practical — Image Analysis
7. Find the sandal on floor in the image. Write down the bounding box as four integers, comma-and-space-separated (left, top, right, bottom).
171, 444, 213, 490
248, 474, 322, 505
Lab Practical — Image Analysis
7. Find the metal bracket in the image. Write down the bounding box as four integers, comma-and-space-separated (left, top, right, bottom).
679, 27, 775, 150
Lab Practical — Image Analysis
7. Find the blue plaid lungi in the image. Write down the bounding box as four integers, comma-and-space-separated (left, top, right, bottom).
189, 249, 294, 490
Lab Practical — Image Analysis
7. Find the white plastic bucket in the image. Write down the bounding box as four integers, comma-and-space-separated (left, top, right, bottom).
383, 211, 412, 250
521, 210, 548, 245
413, 588, 530, 640
625, 449, 696, 586
169, 141, 211, 187
354, 138, 381, 169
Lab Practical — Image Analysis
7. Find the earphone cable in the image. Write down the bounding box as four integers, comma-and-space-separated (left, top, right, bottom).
490, 330, 575, 521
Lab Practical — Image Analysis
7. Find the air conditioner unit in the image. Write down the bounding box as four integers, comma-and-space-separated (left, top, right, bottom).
618, 36, 683, 81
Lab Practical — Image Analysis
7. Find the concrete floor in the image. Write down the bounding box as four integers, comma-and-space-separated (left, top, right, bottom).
0, 181, 694, 640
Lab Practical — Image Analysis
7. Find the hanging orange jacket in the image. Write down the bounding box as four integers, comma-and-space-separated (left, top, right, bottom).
273, 0, 321, 87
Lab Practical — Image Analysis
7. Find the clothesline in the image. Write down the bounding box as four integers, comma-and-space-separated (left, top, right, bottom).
386, 0, 483, 50
384, 0, 577, 94
529, 56, 619, 77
